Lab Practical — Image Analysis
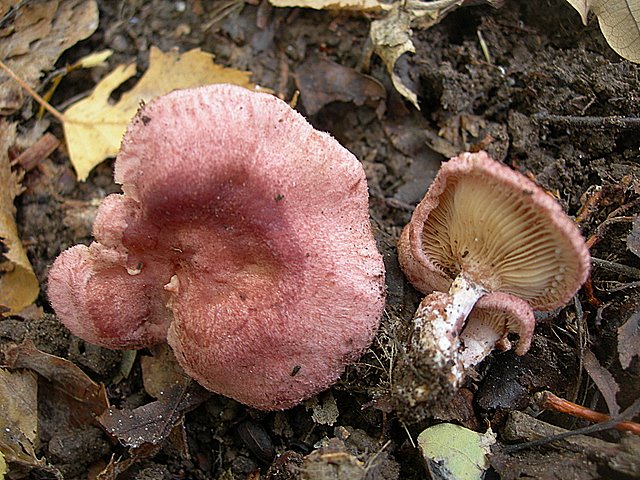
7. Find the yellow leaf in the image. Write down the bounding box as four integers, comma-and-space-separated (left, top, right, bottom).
74, 49, 113, 69
62, 47, 254, 181
565, 0, 640, 63
0, 449, 6, 479
0, 121, 39, 316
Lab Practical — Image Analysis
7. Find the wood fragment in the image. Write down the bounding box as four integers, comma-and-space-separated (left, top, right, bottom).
503, 410, 640, 477
14, 133, 60, 171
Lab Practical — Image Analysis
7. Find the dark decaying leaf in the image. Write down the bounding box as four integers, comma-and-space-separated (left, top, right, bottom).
295, 56, 386, 115
627, 215, 640, 258
99, 380, 210, 448
97, 443, 161, 480
0, 367, 65, 479
618, 309, 640, 369
96, 421, 190, 480
582, 349, 620, 416
4, 339, 109, 420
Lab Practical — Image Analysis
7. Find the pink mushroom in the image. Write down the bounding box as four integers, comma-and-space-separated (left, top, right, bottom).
394, 151, 590, 406
48, 84, 386, 410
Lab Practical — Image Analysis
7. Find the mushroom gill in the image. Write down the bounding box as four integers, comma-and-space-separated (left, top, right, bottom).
422, 171, 586, 309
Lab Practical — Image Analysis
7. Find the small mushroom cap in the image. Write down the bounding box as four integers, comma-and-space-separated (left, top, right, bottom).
460, 292, 536, 369
398, 151, 590, 310
48, 84, 385, 410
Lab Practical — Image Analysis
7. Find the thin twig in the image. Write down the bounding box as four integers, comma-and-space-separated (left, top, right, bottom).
591, 258, 640, 279
532, 113, 640, 130
0, 59, 65, 123
536, 391, 640, 435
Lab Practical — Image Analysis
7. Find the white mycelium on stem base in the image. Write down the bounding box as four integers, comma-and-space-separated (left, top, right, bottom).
396, 151, 591, 406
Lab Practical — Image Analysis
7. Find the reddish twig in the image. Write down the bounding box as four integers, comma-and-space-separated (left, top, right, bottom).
535, 391, 640, 436
582, 277, 602, 308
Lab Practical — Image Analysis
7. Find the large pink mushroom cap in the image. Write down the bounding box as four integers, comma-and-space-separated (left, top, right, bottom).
48, 84, 386, 410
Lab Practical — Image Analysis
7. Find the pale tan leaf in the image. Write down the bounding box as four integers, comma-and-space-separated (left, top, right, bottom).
371, 1, 460, 109
565, 0, 640, 63
565, 0, 590, 24
592, 0, 640, 63
0, 121, 39, 315
370, 5, 418, 109
269, 0, 390, 11
62, 46, 255, 181
0, 0, 99, 114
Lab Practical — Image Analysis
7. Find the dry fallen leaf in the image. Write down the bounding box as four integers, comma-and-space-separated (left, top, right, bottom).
140, 344, 190, 399
0, 368, 41, 467
370, 4, 417, 107
5, 340, 109, 421
99, 381, 210, 449
269, 0, 390, 11
0, 121, 39, 315
0, 449, 6, 479
63, 46, 255, 181
370, 0, 463, 109
0, 1, 20, 18
618, 308, 640, 369
565, 0, 640, 63
0, 0, 99, 114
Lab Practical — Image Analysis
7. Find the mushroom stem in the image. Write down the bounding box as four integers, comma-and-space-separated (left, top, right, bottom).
411, 274, 487, 388
445, 274, 488, 333
459, 322, 502, 370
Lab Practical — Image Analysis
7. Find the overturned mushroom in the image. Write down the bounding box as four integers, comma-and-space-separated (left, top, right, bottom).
48, 84, 386, 410
395, 151, 590, 406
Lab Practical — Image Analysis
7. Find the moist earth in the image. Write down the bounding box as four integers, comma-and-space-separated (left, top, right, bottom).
3, 0, 640, 479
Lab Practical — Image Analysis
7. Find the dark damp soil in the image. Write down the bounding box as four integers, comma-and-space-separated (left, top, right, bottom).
3, 0, 640, 479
